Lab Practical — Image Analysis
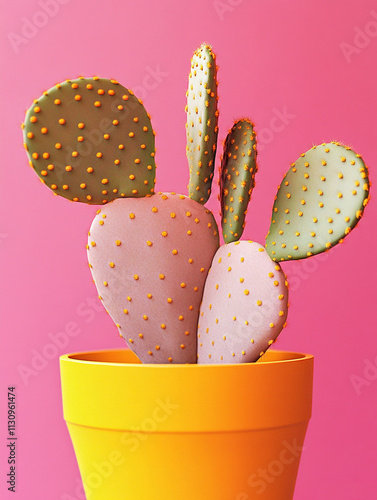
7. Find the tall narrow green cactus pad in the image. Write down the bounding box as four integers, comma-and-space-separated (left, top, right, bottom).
266, 142, 370, 261
23, 77, 156, 204
186, 44, 219, 204
220, 119, 258, 243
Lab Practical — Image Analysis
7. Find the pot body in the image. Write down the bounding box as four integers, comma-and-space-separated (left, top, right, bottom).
60, 349, 313, 500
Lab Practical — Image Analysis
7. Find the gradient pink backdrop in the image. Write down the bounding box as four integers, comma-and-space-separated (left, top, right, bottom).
1, 0, 377, 498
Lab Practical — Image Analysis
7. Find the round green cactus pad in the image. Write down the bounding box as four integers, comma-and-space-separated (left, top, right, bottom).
266, 142, 370, 261
23, 77, 156, 204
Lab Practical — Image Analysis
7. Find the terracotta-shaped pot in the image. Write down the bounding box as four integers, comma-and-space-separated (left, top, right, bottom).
60, 349, 313, 500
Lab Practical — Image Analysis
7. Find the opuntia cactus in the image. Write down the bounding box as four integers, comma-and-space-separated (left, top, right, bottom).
220, 119, 258, 243
186, 44, 219, 204
23, 77, 156, 204
23, 43, 370, 365
265, 142, 370, 261
87, 192, 219, 364
197, 241, 288, 363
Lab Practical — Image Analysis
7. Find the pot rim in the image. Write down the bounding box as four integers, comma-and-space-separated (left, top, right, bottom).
61, 348, 313, 367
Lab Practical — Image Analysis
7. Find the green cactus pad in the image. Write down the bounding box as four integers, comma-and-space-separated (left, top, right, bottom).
265, 142, 370, 261
220, 119, 258, 243
23, 77, 156, 204
186, 44, 219, 204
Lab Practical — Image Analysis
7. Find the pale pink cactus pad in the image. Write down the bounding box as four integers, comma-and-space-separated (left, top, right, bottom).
87, 192, 219, 363
197, 241, 289, 364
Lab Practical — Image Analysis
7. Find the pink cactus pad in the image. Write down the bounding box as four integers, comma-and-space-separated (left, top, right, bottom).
197, 241, 289, 364
87, 192, 219, 363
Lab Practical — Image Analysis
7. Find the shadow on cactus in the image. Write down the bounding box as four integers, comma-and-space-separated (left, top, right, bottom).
23, 43, 370, 365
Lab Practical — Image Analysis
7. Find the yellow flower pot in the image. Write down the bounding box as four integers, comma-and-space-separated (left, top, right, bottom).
60, 349, 313, 500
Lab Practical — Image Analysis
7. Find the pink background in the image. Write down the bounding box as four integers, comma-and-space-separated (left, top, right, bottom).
1, 0, 377, 498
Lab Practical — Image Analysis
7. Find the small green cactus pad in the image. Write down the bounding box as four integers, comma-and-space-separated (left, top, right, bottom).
23, 77, 156, 204
186, 44, 219, 204
265, 142, 370, 261
220, 119, 258, 243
